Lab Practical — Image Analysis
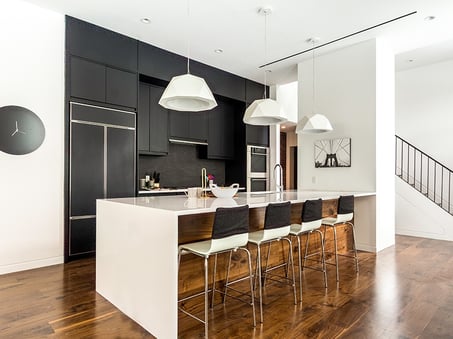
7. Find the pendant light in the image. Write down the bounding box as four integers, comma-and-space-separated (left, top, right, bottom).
159, 0, 217, 111
243, 7, 287, 126
296, 38, 333, 134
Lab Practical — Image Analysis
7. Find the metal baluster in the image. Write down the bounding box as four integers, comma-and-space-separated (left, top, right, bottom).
434, 162, 437, 203
420, 152, 423, 194
449, 171, 451, 214
401, 138, 404, 179
407, 142, 410, 183
427, 158, 430, 199
441, 166, 444, 208
414, 148, 416, 188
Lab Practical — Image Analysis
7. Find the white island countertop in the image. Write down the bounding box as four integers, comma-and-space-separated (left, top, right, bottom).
105, 190, 375, 216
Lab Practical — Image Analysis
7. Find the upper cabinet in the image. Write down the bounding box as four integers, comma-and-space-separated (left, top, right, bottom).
70, 56, 137, 109
207, 100, 235, 160
138, 42, 186, 82
190, 61, 246, 102
66, 16, 137, 72
245, 79, 268, 104
138, 83, 168, 155
169, 111, 208, 143
245, 80, 270, 147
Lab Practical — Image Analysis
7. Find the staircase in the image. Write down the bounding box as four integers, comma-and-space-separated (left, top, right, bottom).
395, 135, 453, 216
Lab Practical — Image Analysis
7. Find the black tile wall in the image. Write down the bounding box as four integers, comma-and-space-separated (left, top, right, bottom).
139, 143, 226, 188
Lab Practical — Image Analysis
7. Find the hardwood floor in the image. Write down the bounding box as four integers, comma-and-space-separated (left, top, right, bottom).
1, 235, 452, 338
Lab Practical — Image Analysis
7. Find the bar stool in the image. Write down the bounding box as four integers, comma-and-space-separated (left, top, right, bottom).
289, 198, 327, 302
178, 205, 255, 338
322, 195, 359, 282
248, 201, 297, 323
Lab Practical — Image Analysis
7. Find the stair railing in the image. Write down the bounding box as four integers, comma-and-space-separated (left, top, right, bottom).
395, 135, 452, 216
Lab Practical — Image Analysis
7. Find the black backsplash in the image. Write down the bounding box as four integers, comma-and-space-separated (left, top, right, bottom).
139, 143, 225, 188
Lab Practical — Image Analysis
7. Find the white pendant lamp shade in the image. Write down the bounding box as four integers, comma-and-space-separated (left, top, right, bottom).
243, 98, 287, 125
159, 74, 217, 111
296, 113, 333, 134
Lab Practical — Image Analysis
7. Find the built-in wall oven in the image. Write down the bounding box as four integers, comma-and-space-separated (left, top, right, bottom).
247, 145, 269, 192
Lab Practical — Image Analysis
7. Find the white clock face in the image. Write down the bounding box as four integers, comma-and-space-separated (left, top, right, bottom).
0, 105, 46, 155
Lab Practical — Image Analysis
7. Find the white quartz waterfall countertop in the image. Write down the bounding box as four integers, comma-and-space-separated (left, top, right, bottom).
102, 190, 375, 216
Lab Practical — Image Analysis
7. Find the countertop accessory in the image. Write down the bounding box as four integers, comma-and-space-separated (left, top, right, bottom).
243, 7, 287, 126
158, 0, 217, 112
210, 183, 239, 198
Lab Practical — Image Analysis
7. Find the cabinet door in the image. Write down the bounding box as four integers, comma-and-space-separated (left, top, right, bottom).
246, 124, 269, 147
207, 101, 234, 159
149, 85, 169, 154
70, 122, 105, 216
107, 127, 136, 199
70, 57, 105, 103
106, 68, 137, 108
70, 218, 96, 255
246, 80, 268, 103
138, 83, 150, 152
190, 61, 246, 102
67, 16, 138, 71
169, 111, 190, 139
189, 112, 208, 142
138, 42, 186, 81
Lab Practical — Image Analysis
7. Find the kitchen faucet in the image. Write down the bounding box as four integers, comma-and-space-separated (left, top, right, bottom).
274, 164, 283, 193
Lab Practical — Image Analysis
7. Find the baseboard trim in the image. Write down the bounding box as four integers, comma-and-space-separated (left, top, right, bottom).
0, 256, 64, 275
356, 243, 376, 253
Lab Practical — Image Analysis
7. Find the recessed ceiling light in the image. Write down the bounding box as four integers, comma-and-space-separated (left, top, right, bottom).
408, 59, 415, 63
281, 125, 286, 129
214, 48, 223, 54
140, 18, 151, 24
424, 15, 436, 21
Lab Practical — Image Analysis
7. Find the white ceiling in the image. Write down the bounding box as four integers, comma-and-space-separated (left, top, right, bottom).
24, 0, 453, 84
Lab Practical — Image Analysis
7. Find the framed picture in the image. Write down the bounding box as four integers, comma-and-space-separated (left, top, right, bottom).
314, 138, 351, 168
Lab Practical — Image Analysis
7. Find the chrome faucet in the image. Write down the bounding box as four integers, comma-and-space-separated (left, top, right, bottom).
274, 164, 284, 193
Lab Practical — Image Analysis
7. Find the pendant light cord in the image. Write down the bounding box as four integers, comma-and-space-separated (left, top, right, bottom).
312, 39, 315, 115
263, 10, 268, 99
187, 0, 191, 74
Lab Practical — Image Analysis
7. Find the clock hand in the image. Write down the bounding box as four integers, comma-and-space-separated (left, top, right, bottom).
11, 121, 18, 136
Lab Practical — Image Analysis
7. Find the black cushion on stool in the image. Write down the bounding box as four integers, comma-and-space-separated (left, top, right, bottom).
264, 201, 291, 230
302, 198, 322, 222
212, 205, 250, 239
338, 195, 354, 215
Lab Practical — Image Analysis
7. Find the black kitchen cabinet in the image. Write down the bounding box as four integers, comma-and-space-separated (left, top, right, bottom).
169, 111, 208, 143
106, 67, 137, 108
207, 100, 235, 159
246, 124, 269, 147
69, 102, 135, 259
66, 16, 137, 71
107, 128, 136, 198
138, 83, 168, 155
138, 42, 186, 82
70, 56, 137, 109
245, 79, 268, 103
70, 123, 104, 216
70, 57, 105, 104
190, 61, 246, 102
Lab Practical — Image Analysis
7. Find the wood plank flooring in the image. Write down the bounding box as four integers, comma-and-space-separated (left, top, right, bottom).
1, 235, 453, 338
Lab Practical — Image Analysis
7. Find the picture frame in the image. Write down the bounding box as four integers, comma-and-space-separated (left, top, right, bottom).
314, 137, 351, 168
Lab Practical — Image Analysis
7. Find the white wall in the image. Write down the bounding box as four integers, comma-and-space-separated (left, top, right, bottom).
297, 39, 395, 252
396, 59, 453, 169
297, 40, 377, 192
0, 1, 65, 274
395, 58, 453, 240
277, 81, 298, 123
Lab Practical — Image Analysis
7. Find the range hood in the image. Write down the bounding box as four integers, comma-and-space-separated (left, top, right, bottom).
168, 138, 208, 146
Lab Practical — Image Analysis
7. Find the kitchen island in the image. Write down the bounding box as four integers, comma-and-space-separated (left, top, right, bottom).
96, 190, 376, 338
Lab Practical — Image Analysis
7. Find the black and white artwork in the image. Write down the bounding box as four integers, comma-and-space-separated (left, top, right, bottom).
314, 138, 351, 168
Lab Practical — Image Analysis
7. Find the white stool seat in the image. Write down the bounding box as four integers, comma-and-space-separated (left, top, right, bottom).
289, 219, 322, 235
179, 233, 249, 257
248, 226, 290, 245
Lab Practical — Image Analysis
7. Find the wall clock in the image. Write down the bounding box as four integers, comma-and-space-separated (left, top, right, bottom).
0, 105, 46, 155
